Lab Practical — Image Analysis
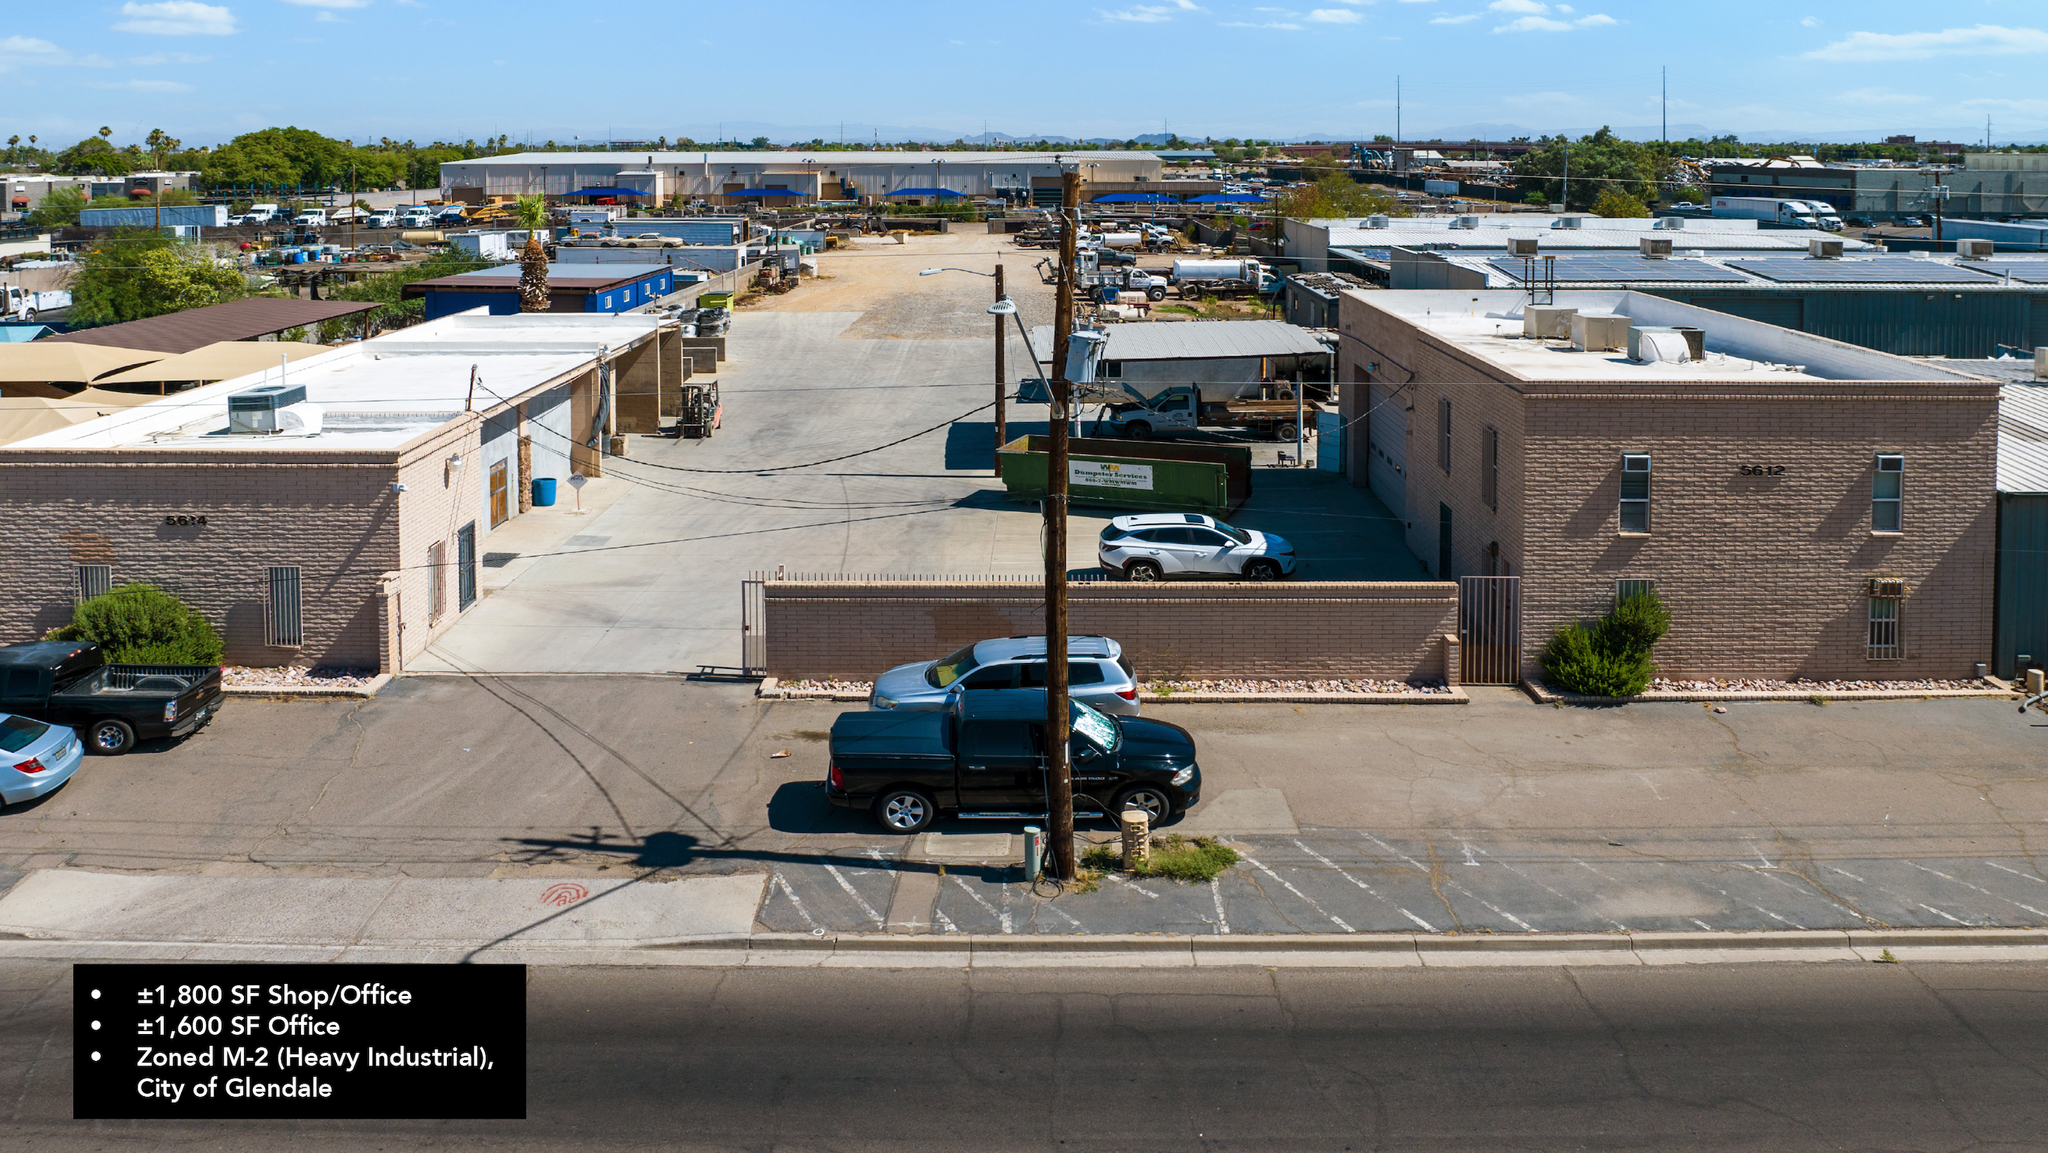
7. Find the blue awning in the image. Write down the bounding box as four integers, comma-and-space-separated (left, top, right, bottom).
885, 187, 964, 197
1188, 193, 1270, 203
565, 187, 647, 197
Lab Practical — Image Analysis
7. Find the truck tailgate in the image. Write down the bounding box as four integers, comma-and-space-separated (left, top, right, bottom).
170, 668, 224, 724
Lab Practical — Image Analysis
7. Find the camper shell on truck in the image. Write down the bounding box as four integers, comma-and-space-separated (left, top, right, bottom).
0, 641, 222, 755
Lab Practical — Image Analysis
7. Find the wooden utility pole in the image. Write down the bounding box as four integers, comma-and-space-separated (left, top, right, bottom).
1045, 166, 1080, 881
993, 262, 1007, 473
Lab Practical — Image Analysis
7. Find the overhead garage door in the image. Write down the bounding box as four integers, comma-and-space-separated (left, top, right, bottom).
1366, 379, 1408, 524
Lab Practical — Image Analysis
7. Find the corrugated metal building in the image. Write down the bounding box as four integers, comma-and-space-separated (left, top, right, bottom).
403, 263, 673, 319
1995, 378, 2048, 680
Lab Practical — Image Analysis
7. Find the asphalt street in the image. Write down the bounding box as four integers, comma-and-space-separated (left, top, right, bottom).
1, 680, 2044, 938
6, 960, 2047, 1150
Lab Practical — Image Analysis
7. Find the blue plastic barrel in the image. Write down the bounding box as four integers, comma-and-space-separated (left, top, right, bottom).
1099, 286, 1119, 303
531, 477, 557, 506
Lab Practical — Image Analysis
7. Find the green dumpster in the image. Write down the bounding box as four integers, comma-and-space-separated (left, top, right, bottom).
996, 435, 1251, 516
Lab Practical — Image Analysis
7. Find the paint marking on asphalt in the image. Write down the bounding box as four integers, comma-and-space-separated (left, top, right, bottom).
1457, 838, 1481, 867
1572, 858, 1622, 882
1906, 861, 2048, 919
1243, 856, 1354, 932
1446, 882, 1536, 932
1210, 878, 1230, 935
1745, 865, 1867, 921
1361, 832, 1431, 875
1108, 874, 1160, 900
950, 875, 1013, 934
1707, 885, 1807, 931
1471, 848, 1628, 932
934, 910, 958, 934
1041, 903, 1087, 933
1983, 861, 2048, 885
1636, 773, 1665, 800
1744, 837, 1774, 869
823, 864, 884, 927
1691, 919, 1713, 931
1917, 903, 1971, 926
1826, 868, 1979, 927
863, 847, 897, 871
1293, 840, 1435, 931
1828, 866, 1868, 883
769, 872, 820, 932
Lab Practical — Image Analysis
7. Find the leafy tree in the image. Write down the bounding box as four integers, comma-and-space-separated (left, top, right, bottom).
68, 232, 248, 326
1273, 172, 1408, 219
1591, 188, 1650, 218
49, 583, 224, 665
317, 248, 508, 339
144, 129, 182, 170
1511, 127, 1655, 213
750, 136, 771, 149
53, 137, 132, 177
27, 185, 88, 227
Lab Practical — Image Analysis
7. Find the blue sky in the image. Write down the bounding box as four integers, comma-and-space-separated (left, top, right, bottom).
5, 1, 2047, 147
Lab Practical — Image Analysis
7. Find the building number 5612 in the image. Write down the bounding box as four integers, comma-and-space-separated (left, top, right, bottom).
1739, 465, 1785, 476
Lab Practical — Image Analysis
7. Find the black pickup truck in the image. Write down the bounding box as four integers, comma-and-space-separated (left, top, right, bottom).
826, 689, 1200, 833
0, 641, 223, 755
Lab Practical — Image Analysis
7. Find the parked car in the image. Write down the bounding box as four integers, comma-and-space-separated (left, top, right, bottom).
225, 214, 247, 227
0, 641, 222, 756
870, 635, 1139, 715
363, 211, 397, 229
1844, 216, 1875, 228
827, 689, 1200, 834
1099, 513, 1297, 581
0, 711, 83, 807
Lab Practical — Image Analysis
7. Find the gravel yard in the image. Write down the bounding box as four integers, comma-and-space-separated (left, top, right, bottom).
223, 666, 379, 689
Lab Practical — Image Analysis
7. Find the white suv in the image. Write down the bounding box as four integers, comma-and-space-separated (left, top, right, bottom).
1099, 513, 1297, 581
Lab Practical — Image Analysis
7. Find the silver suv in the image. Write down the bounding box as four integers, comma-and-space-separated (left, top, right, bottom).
868, 635, 1140, 715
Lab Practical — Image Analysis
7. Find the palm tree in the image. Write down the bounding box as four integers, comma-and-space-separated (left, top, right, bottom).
98, 126, 111, 143
514, 194, 549, 312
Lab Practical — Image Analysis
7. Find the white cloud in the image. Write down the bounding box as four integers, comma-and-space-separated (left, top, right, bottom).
1307, 8, 1362, 21
1430, 11, 1477, 21
1495, 14, 1569, 31
1804, 24, 2048, 62
1487, 0, 1545, 11
1837, 87, 1927, 105
1800, 15, 1819, 27
1575, 13, 1613, 26
1222, 18, 1301, 27
0, 35, 71, 66
129, 50, 211, 63
1398, 0, 1436, 4
278, 0, 369, 7
92, 77, 194, 91
1554, 2, 1572, 10
1100, 1, 1201, 21
314, 10, 343, 20
114, 1, 239, 35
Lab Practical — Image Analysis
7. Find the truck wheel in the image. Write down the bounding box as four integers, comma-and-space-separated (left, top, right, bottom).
1124, 560, 1163, 582
1146, 287, 1165, 302
1124, 421, 1152, 441
87, 719, 135, 756
1274, 422, 1299, 442
1180, 286, 1199, 300
1117, 786, 1176, 826
873, 788, 936, 835
1243, 559, 1283, 582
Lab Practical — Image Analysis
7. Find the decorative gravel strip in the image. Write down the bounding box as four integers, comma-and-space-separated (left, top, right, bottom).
1144, 678, 1452, 697
1527, 677, 2015, 705
761, 678, 873, 701
222, 666, 390, 699
1650, 676, 1993, 693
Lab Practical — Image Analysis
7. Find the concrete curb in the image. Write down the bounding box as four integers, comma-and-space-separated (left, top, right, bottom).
221, 673, 392, 700
4, 928, 2045, 967
1523, 679, 2015, 706
757, 678, 1469, 706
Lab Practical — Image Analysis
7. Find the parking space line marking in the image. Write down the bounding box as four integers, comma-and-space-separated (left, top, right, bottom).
1905, 862, 2048, 919
1108, 874, 1160, 899
1470, 847, 1627, 932
1457, 838, 1481, 867
1210, 878, 1230, 934
1828, 866, 1868, 883
823, 864, 884, 927
1706, 884, 1806, 930
1983, 861, 2048, 885
1917, 903, 1971, 926
1827, 866, 1977, 926
1361, 833, 1431, 875
1244, 856, 1354, 932
1691, 919, 1713, 930
1043, 903, 1087, 933
1293, 840, 1435, 931
950, 875, 1013, 934
863, 848, 897, 871
1446, 882, 1535, 932
769, 872, 820, 932
935, 910, 958, 934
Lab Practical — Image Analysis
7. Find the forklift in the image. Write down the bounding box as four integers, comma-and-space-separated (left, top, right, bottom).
678, 381, 721, 439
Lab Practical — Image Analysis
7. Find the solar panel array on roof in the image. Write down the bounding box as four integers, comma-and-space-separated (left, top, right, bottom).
1727, 257, 2004, 284
1965, 261, 2048, 285
1485, 255, 1751, 283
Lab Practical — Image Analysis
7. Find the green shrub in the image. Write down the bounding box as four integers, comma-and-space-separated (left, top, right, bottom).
1539, 589, 1668, 697
48, 583, 224, 665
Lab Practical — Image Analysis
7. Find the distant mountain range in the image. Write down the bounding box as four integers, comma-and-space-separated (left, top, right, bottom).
666, 121, 2047, 148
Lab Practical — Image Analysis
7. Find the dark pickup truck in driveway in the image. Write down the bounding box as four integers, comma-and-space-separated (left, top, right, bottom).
826, 689, 1200, 833
0, 641, 223, 755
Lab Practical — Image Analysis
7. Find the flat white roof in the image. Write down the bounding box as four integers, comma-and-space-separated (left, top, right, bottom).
1354, 290, 1985, 384
10, 311, 662, 452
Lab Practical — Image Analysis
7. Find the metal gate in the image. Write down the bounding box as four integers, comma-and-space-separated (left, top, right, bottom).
1459, 575, 1521, 685
740, 576, 767, 677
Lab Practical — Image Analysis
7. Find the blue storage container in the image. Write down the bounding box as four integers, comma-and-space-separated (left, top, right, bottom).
532, 477, 557, 506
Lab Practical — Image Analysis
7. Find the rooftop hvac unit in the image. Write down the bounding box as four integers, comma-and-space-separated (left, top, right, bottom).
1639, 236, 1673, 259
1655, 216, 1687, 230
1523, 304, 1577, 339
1453, 215, 1480, 229
1808, 238, 1844, 259
1957, 238, 1994, 259
1365, 214, 1390, 229
227, 383, 308, 434
1554, 215, 1584, 230
2036, 346, 2047, 381
1508, 237, 1540, 256
1571, 313, 1631, 353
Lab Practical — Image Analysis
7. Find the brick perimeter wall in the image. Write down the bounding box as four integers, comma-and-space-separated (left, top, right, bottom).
763, 580, 1459, 683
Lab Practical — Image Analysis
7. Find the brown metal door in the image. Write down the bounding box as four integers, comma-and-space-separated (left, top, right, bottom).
1459, 576, 1522, 685
489, 460, 509, 527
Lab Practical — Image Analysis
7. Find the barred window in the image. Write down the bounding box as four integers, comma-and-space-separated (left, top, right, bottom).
266, 566, 302, 649
1616, 578, 1657, 605
75, 565, 112, 603
1867, 579, 1903, 660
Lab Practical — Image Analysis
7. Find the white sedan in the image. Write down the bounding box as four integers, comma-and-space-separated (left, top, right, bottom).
1098, 513, 1297, 581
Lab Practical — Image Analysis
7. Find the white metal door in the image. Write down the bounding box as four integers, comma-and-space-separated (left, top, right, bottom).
1367, 380, 1407, 522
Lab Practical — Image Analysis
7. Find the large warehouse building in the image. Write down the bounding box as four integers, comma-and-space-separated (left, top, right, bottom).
438, 151, 1164, 207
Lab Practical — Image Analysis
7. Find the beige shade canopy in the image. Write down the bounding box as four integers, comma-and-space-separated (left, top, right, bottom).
0, 390, 159, 446
92, 340, 333, 387
0, 343, 166, 385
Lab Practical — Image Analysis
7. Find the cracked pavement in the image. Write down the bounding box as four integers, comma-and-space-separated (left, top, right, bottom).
2, 678, 2044, 939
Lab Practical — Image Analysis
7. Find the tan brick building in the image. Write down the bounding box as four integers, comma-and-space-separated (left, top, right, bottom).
0, 312, 681, 671
1334, 289, 2000, 682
